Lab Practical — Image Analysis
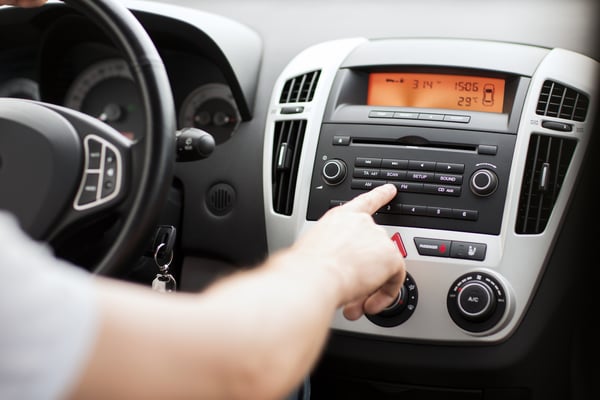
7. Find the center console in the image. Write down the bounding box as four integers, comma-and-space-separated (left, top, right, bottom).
263, 38, 598, 343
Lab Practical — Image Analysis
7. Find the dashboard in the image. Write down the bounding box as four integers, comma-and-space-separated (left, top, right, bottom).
0, 2, 256, 143
1, 0, 599, 399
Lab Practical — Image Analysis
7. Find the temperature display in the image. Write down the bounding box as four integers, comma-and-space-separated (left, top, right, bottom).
367, 72, 506, 113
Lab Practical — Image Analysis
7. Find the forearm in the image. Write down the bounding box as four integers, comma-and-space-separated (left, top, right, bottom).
196, 249, 344, 399
69, 251, 343, 400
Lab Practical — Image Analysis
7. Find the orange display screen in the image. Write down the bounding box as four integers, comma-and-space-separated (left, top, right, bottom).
367, 72, 506, 113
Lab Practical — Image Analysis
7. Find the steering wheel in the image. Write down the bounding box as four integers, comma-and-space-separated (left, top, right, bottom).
0, 0, 176, 276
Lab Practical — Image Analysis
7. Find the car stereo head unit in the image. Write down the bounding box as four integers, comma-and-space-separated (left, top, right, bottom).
306, 66, 531, 235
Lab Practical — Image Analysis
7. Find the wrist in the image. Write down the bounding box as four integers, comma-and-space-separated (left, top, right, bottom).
266, 247, 346, 310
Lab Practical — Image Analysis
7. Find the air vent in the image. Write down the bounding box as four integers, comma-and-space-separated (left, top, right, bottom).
515, 134, 576, 234
272, 120, 306, 215
536, 80, 589, 121
279, 70, 321, 103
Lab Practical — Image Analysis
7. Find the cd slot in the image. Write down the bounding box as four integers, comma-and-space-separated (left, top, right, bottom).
351, 136, 478, 153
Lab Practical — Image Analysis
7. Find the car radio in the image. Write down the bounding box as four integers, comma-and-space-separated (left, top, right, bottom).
306, 67, 531, 237
306, 123, 516, 236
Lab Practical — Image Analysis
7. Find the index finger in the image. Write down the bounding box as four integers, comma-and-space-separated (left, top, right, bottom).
341, 183, 397, 215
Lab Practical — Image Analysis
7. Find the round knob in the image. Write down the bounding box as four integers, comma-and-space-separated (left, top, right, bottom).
447, 272, 507, 333
322, 159, 347, 185
470, 169, 498, 196
457, 281, 496, 321
378, 286, 408, 317
366, 272, 418, 327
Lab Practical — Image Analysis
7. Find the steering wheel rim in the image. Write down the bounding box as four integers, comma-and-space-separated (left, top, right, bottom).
61, 0, 176, 276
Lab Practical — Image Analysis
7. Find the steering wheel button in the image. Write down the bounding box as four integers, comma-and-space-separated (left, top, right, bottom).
104, 148, 117, 166
78, 173, 100, 205
86, 139, 102, 170
101, 179, 116, 198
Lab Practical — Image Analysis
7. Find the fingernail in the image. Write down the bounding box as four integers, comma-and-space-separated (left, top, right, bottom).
383, 183, 396, 194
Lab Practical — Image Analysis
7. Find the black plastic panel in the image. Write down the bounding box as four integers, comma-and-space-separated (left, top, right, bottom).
307, 124, 516, 235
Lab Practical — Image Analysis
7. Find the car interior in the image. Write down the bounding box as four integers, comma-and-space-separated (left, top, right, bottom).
0, 0, 598, 399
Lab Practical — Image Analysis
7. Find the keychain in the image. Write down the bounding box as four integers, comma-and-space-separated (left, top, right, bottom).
151, 242, 176, 293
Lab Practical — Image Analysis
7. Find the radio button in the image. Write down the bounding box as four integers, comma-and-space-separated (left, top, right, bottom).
423, 184, 462, 196
382, 158, 408, 169
418, 113, 444, 121
452, 209, 479, 221
434, 173, 463, 185
401, 204, 428, 216
353, 168, 380, 178
427, 206, 453, 218
380, 169, 406, 180
477, 144, 498, 155
351, 179, 386, 190
407, 171, 435, 182
329, 200, 347, 208
436, 162, 465, 174
393, 182, 423, 193
443, 114, 471, 123
393, 111, 419, 120
369, 110, 395, 118
332, 135, 350, 146
377, 202, 400, 214
355, 157, 382, 168
408, 160, 436, 171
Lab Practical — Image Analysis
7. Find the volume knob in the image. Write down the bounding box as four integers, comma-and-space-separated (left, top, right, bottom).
322, 159, 347, 185
470, 169, 498, 197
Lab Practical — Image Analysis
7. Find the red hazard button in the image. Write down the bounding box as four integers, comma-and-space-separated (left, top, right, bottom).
391, 232, 407, 257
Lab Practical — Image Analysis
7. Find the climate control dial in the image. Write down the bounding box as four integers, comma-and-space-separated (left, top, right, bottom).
447, 272, 507, 333
366, 272, 418, 327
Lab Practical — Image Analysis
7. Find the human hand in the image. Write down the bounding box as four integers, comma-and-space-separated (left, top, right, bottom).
0, 0, 47, 7
291, 183, 406, 321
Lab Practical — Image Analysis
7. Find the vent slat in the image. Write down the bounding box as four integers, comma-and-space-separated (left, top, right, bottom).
279, 70, 321, 104
536, 80, 589, 122
515, 134, 576, 234
272, 120, 306, 215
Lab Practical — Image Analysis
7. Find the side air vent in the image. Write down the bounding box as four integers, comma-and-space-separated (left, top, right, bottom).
516, 134, 576, 234
272, 120, 306, 215
279, 70, 321, 103
536, 80, 589, 122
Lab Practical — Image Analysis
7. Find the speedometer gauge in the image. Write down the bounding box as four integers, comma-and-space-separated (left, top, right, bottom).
179, 83, 240, 145
64, 58, 144, 140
